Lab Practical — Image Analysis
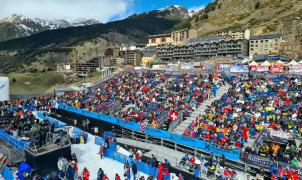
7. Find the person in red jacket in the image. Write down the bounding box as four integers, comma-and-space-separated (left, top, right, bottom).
178, 173, 184, 180
115, 173, 121, 180
293, 170, 299, 180
157, 163, 164, 180
82, 167, 90, 180
102, 174, 109, 180
73, 160, 79, 178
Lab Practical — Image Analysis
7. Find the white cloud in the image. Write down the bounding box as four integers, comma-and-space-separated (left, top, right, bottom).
0, 0, 133, 22
189, 5, 205, 12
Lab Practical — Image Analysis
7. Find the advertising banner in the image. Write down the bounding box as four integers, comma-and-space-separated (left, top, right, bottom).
181, 63, 193, 70
230, 65, 249, 73
220, 64, 230, 72
250, 65, 269, 72
241, 153, 302, 176
152, 64, 167, 70
270, 64, 285, 73
167, 64, 179, 71
289, 65, 302, 73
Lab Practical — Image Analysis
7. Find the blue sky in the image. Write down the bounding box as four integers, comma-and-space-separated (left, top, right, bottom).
0, 0, 212, 22
130, 0, 211, 14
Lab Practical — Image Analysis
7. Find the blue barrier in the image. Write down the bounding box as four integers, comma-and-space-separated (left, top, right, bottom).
1, 167, 14, 180
58, 104, 241, 161
0, 129, 29, 153
94, 136, 105, 146
72, 127, 88, 141
104, 148, 159, 177
36, 112, 67, 128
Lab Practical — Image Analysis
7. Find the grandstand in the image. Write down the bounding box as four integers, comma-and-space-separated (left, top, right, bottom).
1, 69, 302, 179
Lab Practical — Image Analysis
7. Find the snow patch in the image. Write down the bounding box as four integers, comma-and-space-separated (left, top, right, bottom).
71, 142, 147, 179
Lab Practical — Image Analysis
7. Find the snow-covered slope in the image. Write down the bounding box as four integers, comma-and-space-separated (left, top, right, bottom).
71, 135, 147, 179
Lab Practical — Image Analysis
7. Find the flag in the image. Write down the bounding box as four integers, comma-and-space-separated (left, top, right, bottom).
139, 123, 146, 132
170, 111, 179, 122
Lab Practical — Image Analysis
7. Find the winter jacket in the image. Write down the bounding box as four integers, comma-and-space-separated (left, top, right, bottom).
82, 169, 90, 180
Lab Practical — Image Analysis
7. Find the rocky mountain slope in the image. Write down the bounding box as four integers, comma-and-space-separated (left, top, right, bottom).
0, 6, 188, 72
0, 14, 100, 42
181, 0, 302, 40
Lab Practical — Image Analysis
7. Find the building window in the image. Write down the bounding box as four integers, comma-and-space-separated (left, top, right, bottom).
151, 38, 156, 43
161, 38, 166, 43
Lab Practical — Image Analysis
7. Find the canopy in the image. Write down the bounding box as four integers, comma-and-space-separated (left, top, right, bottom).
275, 60, 284, 65
261, 61, 271, 66
288, 60, 298, 65
249, 61, 258, 66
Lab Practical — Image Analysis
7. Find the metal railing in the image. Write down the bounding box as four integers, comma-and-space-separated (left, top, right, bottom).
114, 127, 264, 178
157, 111, 169, 128
26, 131, 71, 155
0, 129, 27, 154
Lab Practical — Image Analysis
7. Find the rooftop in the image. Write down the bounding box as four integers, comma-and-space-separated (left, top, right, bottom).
250, 34, 282, 40
148, 33, 171, 38
186, 35, 228, 45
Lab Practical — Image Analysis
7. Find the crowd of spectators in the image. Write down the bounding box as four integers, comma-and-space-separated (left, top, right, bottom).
184, 74, 302, 148
61, 70, 220, 129
0, 97, 55, 148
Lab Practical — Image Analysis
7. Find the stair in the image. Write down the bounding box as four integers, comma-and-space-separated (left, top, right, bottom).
173, 84, 231, 135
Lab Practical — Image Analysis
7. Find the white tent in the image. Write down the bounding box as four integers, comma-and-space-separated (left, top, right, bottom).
249, 61, 258, 66
275, 60, 285, 65
0, 77, 9, 101
261, 61, 271, 66
288, 60, 298, 65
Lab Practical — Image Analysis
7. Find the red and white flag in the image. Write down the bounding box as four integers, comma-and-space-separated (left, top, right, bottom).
170, 111, 178, 122
139, 123, 146, 132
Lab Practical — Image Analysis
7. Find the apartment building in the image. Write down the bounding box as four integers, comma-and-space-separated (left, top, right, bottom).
280, 40, 302, 59
124, 50, 143, 66
147, 34, 172, 46
156, 36, 248, 62
249, 34, 282, 57
141, 46, 157, 67
216, 29, 251, 40
171, 28, 198, 45
147, 29, 198, 46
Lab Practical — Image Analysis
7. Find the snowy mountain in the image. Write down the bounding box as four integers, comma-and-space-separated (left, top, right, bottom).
131, 5, 189, 18
0, 14, 100, 42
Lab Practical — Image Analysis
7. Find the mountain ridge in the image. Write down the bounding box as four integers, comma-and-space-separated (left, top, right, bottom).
0, 5, 188, 72
0, 14, 101, 42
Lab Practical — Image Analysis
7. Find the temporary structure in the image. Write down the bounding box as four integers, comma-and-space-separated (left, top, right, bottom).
261, 61, 271, 66
275, 60, 284, 65
288, 60, 298, 65
249, 61, 258, 66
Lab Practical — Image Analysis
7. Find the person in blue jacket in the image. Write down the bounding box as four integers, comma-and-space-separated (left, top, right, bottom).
17, 162, 32, 180
194, 164, 200, 180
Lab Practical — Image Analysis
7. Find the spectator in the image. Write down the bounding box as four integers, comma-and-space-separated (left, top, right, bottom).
124, 161, 131, 180
82, 167, 90, 180
97, 168, 104, 180
98, 146, 104, 159
131, 161, 138, 180
164, 159, 171, 170
115, 173, 121, 180
102, 174, 109, 180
